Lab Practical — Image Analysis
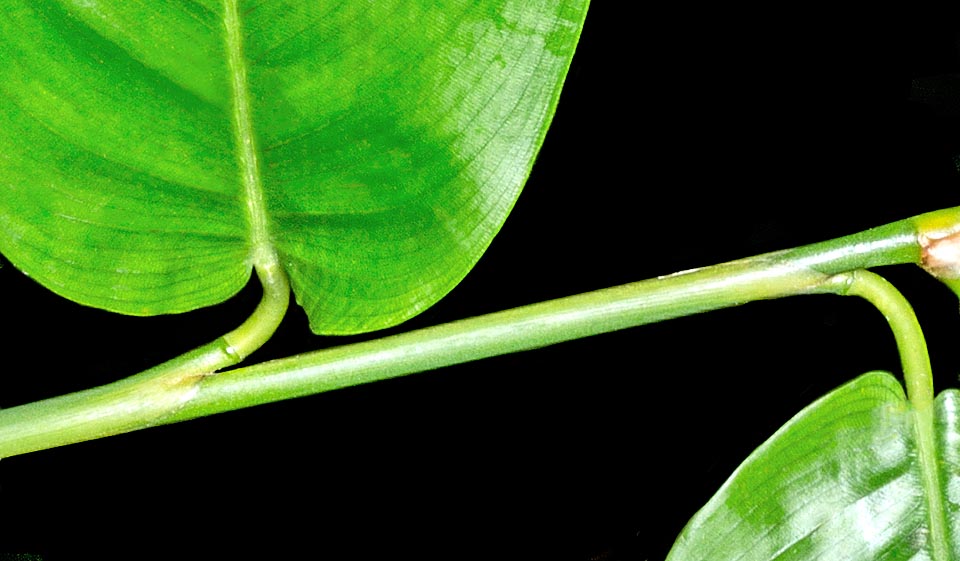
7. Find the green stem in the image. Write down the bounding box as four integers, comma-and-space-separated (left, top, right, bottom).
0, 207, 955, 457
836, 269, 945, 560
162, 217, 924, 425
842, 270, 933, 407
0, 264, 289, 457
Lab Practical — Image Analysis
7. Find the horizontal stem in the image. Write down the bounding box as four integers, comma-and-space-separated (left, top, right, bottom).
163, 215, 923, 425
0, 263, 289, 458
0, 207, 948, 456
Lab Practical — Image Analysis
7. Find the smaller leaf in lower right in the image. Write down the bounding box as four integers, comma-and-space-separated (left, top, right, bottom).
668, 371, 937, 560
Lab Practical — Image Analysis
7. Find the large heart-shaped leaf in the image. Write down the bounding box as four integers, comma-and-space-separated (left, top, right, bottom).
0, 1, 589, 333
668, 371, 960, 559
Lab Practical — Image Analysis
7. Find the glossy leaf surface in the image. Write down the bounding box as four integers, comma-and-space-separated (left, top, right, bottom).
669, 372, 960, 560
0, 1, 588, 333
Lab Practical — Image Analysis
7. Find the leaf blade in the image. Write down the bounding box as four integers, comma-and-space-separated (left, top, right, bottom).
0, 1, 590, 332
0, 1, 248, 315
249, 1, 590, 333
668, 372, 936, 560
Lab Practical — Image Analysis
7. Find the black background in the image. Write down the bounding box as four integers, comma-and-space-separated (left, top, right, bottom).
3, 5, 960, 560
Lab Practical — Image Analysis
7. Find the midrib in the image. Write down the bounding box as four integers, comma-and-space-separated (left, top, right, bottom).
224, 0, 274, 268
915, 402, 949, 560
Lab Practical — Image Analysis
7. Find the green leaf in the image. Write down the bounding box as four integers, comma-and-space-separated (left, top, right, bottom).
668, 372, 960, 560
0, 1, 589, 333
